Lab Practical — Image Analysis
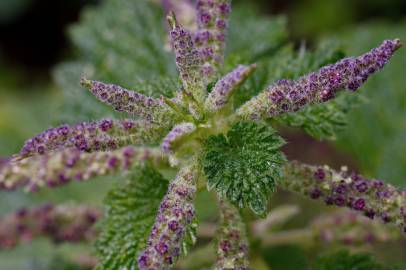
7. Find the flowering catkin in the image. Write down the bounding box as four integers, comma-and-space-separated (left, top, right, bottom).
138, 162, 198, 270
81, 78, 175, 123
195, 0, 231, 79
18, 119, 161, 158
204, 64, 256, 113
237, 39, 402, 120
281, 161, 406, 234
215, 199, 249, 270
0, 204, 100, 250
167, 13, 206, 103
0, 146, 168, 192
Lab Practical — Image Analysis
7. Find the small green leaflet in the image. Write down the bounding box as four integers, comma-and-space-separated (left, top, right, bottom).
202, 122, 286, 217
95, 166, 168, 270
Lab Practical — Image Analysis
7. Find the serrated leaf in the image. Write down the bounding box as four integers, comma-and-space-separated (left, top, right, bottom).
95, 166, 168, 270
313, 250, 386, 270
202, 122, 286, 216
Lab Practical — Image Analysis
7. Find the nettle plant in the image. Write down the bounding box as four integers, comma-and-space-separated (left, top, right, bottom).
0, 0, 405, 269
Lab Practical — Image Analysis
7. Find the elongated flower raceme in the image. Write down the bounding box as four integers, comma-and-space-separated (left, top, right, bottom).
215, 199, 249, 270
204, 64, 256, 113
162, 0, 197, 30
0, 204, 100, 250
237, 39, 402, 120
195, 0, 231, 79
18, 118, 163, 159
281, 161, 406, 234
138, 162, 198, 269
0, 146, 168, 192
167, 13, 206, 103
81, 79, 175, 123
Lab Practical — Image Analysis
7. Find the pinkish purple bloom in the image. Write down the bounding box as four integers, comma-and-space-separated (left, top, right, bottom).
167, 13, 206, 103
161, 122, 196, 154
0, 147, 168, 192
138, 163, 197, 269
237, 39, 402, 120
0, 204, 100, 250
282, 162, 406, 235
195, 0, 232, 80
18, 119, 159, 159
204, 64, 256, 112
81, 79, 174, 123
215, 199, 249, 270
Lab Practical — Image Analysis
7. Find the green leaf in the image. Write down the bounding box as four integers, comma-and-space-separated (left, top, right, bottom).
202, 122, 286, 216
313, 250, 386, 270
95, 166, 168, 270
275, 92, 361, 140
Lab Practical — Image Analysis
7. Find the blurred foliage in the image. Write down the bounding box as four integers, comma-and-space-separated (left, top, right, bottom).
0, 0, 32, 24
335, 20, 406, 186
313, 250, 386, 270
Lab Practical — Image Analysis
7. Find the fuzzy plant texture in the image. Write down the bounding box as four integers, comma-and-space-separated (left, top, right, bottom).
0, 0, 405, 269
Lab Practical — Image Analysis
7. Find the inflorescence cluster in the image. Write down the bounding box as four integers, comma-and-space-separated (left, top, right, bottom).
282, 162, 406, 234
0, 204, 99, 249
0, 0, 404, 269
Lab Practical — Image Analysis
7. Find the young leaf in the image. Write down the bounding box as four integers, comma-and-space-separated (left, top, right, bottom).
95, 166, 168, 270
202, 121, 286, 216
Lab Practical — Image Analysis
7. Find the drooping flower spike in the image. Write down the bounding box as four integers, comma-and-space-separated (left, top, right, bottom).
138, 161, 198, 269
237, 39, 402, 120
195, 0, 232, 79
204, 64, 257, 113
215, 199, 249, 270
281, 161, 406, 234
81, 78, 176, 124
0, 204, 100, 250
0, 146, 168, 192
18, 118, 162, 159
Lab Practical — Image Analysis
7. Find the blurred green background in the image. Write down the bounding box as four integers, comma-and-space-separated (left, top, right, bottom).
0, 0, 405, 269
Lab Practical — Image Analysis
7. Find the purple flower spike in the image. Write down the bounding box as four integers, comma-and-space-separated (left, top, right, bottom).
282, 161, 406, 235
237, 39, 402, 120
0, 204, 100, 250
81, 78, 173, 123
167, 12, 206, 103
215, 199, 249, 270
195, 0, 232, 80
0, 147, 168, 192
161, 122, 196, 155
138, 163, 198, 270
311, 210, 399, 246
18, 119, 160, 159
204, 64, 256, 112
